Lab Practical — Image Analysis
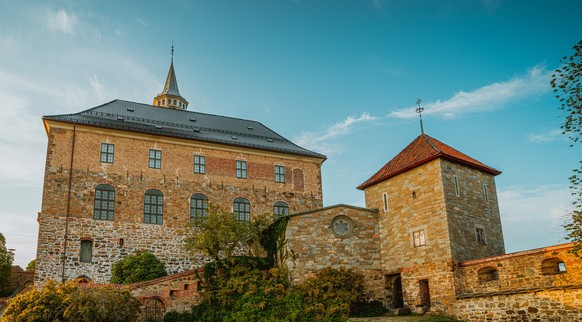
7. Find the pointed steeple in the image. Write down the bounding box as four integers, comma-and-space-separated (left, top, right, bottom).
154, 44, 189, 110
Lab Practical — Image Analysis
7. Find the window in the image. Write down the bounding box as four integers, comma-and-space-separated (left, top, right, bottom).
413, 229, 426, 247
80, 240, 92, 263
476, 227, 486, 244
93, 184, 115, 220
382, 192, 389, 212
144, 189, 163, 224
273, 201, 289, 219
483, 183, 489, 202
453, 175, 460, 197
236, 160, 247, 179
190, 194, 208, 222
233, 197, 250, 222
100, 143, 114, 163
149, 149, 162, 169
193, 155, 206, 174
274, 165, 285, 183
478, 267, 499, 283
542, 258, 567, 275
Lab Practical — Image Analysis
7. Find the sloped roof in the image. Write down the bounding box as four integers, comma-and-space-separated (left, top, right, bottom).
43, 99, 326, 159
357, 134, 500, 190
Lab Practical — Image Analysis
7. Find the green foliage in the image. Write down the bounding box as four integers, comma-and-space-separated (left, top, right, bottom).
184, 205, 271, 262
550, 39, 582, 144
551, 40, 582, 254
110, 250, 167, 284
26, 259, 36, 272
0, 232, 14, 289
165, 265, 370, 322
260, 216, 290, 265
1, 280, 141, 322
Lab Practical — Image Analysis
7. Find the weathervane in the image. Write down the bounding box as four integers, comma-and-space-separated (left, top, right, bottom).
416, 98, 425, 134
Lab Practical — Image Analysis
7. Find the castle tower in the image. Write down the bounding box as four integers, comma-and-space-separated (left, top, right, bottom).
153, 46, 189, 110
357, 134, 504, 312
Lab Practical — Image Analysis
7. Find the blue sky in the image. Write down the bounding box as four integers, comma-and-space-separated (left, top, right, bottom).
0, 0, 580, 266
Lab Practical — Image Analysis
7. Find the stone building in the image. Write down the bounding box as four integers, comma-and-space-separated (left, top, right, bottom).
35, 58, 326, 284
35, 57, 582, 320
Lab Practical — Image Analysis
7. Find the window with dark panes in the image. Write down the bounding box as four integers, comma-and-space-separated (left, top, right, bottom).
274, 165, 285, 183
100, 143, 114, 163
233, 197, 250, 222
273, 201, 289, 219
149, 149, 162, 169
93, 184, 115, 220
80, 240, 92, 263
190, 193, 208, 222
236, 160, 247, 178
194, 155, 206, 174
144, 189, 163, 224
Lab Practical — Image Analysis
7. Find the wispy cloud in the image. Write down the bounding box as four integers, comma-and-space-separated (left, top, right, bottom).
293, 113, 378, 155
134, 18, 148, 26
499, 184, 572, 252
47, 9, 78, 34
527, 129, 565, 143
389, 65, 551, 119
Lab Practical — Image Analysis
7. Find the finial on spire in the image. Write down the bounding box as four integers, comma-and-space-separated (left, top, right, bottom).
171, 41, 174, 64
416, 98, 425, 134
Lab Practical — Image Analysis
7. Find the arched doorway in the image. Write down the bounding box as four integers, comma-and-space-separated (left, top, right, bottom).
144, 298, 165, 322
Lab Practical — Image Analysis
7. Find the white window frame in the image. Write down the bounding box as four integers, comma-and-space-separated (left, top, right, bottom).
412, 229, 427, 247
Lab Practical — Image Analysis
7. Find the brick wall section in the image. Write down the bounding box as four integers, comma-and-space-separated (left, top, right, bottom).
36, 122, 324, 284
284, 205, 384, 302
441, 159, 505, 262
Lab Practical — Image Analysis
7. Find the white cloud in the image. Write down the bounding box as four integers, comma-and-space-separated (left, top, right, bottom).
47, 9, 78, 34
389, 65, 551, 119
134, 18, 148, 26
293, 112, 378, 155
527, 129, 565, 143
498, 184, 572, 252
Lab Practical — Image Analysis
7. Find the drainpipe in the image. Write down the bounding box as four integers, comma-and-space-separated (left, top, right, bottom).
61, 125, 76, 282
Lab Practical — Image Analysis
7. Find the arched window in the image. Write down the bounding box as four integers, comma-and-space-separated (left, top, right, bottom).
144, 298, 165, 321
273, 201, 289, 219
80, 240, 92, 263
478, 266, 499, 283
190, 194, 208, 222
94, 184, 115, 220
542, 258, 567, 275
233, 197, 250, 222
144, 189, 163, 224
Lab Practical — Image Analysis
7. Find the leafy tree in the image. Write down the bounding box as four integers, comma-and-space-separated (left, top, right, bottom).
551, 40, 582, 253
0, 232, 14, 289
110, 250, 167, 284
184, 205, 270, 262
26, 258, 36, 272
2, 279, 141, 322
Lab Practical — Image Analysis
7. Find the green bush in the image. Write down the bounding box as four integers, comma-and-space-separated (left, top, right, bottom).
110, 250, 167, 284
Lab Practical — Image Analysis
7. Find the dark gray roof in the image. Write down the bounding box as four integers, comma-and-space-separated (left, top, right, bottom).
43, 100, 326, 159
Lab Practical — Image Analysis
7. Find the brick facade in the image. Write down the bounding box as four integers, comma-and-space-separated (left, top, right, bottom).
36, 121, 323, 284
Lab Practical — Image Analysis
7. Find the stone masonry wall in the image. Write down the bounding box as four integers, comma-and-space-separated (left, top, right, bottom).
451, 243, 582, 320
441, 159, 505, 262
284, 205, 384, 302
363, 159, 458, 312
37, 123, 324, 284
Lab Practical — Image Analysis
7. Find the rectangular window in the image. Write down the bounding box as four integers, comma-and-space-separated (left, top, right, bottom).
80, 240, 92, 263
149, 149, 162, 169
453, 175, 460, 197
274, 165, 285, 183
382, 192, 389, 212
100, 143, 114, 163
236, 160, 247, 179
194, 155, 206, 174
476, 227, 486, 244
483, 183, 489, 202
413, 230, 426, 247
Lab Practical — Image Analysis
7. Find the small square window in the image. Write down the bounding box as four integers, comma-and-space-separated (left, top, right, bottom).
100, 143, 114, 163
236, 160, 247, 179
413, 230, 426, 247
275, 165, 285, 183
149, 149, 162, 169
194, 155, 206, 174
476, 227, 486, 244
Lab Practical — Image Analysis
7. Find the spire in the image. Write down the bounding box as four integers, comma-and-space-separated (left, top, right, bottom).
153, 43, 189, 110
416, 98, 425, 134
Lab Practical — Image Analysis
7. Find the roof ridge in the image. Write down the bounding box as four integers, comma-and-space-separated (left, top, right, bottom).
423, 134, 441, 154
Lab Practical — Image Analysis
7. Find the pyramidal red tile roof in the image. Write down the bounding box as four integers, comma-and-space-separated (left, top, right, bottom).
357, 134, 501, 190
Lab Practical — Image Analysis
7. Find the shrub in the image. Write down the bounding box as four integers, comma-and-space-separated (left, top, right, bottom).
110, 250, 167, 284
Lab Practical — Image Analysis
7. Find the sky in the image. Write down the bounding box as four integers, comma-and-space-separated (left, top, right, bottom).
0, 0, 581, 267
